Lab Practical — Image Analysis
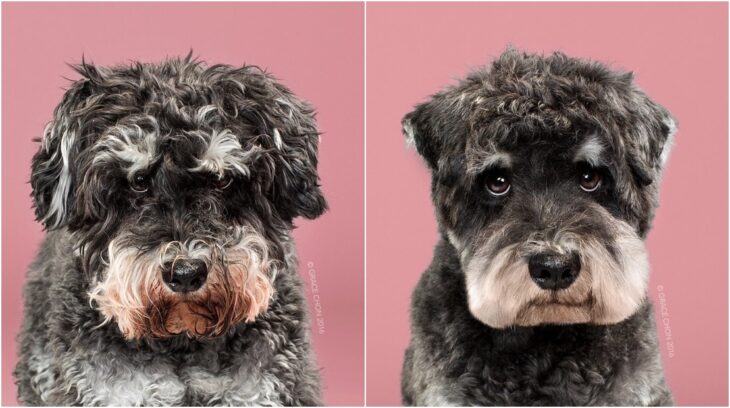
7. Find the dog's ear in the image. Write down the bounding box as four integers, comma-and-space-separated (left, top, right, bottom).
31, 66, 102, 229
267, 90, 328, 220
402, 89, 470, 174
219, 67, 327, 221
402, 102, 440, 170
623, 100, 677, 188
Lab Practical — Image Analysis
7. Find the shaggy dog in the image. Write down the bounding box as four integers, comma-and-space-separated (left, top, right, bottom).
401, 49, 675, 406
14, 56, 326, 406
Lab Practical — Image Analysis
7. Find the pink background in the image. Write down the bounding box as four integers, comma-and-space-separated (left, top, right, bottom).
367, 2, 728, 406
2, 2, 363, 406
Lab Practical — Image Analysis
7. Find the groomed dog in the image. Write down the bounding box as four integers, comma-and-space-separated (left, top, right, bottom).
401, 49, 675, 406
14, 56, 326, 406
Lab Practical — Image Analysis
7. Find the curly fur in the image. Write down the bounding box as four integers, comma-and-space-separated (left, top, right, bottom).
15, 55, 326, 406
401, 49, 674, 405
88, 227, 275, 339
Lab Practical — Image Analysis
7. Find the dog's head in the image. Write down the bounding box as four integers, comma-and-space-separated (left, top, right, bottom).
31, 56, 326, 339
403, 49, 675, 328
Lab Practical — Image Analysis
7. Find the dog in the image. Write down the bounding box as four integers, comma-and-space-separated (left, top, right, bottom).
401, 49, 675, 406
14, 56, 327, 406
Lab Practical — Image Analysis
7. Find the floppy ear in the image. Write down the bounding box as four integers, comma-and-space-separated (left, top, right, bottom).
219, 67, 327, 221
31, 72, 98, 230
402, 102, 442, 171
624, 100, 677, 188
402, 88, 472, 174
267, 88, 328, 220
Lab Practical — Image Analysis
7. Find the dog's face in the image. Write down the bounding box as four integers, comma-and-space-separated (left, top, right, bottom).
31, 58, 326, 340
404, 50, 675, 328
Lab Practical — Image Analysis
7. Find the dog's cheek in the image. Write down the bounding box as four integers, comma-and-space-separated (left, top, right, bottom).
196, 232, 277, 335
583, 225, 649, 324
87, 240, 167, 339
465, 245, 537, 328
209, 260, 273, 328
91, 279, 166, 340
434, 181, 488, 234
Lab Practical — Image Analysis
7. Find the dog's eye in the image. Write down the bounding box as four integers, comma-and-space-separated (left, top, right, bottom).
130, 173, 149, 193
578, 165, 602, 192
215, 176, 233, 190
485, 170, 511, 196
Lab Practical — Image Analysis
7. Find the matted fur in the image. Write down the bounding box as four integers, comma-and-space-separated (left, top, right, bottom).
90, 227, 275, 339
15, 55, 326, 406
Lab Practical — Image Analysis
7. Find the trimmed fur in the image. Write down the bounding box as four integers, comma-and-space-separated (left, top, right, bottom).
402, 49, 674, 405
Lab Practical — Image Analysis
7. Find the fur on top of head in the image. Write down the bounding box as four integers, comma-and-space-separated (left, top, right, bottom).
32, 54, 327, 233
403, 48, 676, 235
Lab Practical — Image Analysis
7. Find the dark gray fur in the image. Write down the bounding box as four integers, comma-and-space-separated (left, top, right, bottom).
15, 56, 325, 406
401, 49, 674, 406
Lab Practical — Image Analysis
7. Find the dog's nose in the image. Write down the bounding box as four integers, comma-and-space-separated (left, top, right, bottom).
162, 259, 208, 293
528, 252, 580, 290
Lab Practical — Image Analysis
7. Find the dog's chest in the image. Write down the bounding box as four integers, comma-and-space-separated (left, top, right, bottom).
178, 364, 285, 406
29, 345, 285, 406
455, 354, 611, 405
428, 350, 660, 406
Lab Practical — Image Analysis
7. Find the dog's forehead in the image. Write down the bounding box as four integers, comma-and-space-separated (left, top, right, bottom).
458, 52, 634, 170
466, 129, 607, 173
93, 109, 262, 179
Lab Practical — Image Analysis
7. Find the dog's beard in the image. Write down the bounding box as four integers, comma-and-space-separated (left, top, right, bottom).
88, 227, 275, 340
463, 214, 649, 328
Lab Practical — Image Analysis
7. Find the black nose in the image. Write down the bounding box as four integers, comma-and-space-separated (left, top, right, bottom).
528, 252, 580, 290
162, 259, 208, 293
